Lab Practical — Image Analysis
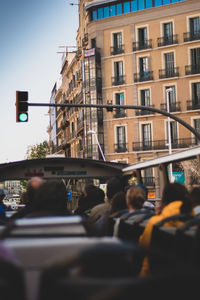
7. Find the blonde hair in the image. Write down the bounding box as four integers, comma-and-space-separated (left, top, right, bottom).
126, 187, 146, 210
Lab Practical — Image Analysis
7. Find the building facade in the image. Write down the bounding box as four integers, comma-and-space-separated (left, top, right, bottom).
50, 0, 200, 197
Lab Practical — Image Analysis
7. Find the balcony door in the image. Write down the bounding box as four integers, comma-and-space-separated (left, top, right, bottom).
138, 27, 147, 47
166, 121, 178, 147
116, 126, 126, 150
191, 48, 200, 67
113, 32, 122, 50
165, 86, 176, 111
163, 22, 173, 43
141, 89, 150, 106
114, 61, 123, 81
115, 93, 125, 117
192, 82, 200, 105
164, 52, 174, 76
190, 17, 200, 37
142, 124, 152, 149
139, 57, 150, 79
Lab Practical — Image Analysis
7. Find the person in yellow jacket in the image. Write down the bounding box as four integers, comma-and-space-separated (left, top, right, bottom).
139, 183, 193, 277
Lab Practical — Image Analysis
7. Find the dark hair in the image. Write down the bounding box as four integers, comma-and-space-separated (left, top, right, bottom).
162, 183, 192, 214
106, 177, 124, 201
33, 180, 69, 215
110, 192, 127, 214
190, 187, 200, 207
84, 185, 99, 200
126, 187, 146, 210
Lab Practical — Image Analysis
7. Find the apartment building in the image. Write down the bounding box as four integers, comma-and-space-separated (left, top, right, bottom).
50, 0, 200, 196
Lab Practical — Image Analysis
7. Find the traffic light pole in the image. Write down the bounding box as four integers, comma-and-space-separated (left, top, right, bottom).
28, 102, 200, 141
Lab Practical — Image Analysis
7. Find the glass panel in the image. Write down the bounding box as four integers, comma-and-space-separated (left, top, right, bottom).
104, 6, 109, 18
142, 124, 152, 147
110, 5, 116, 16
165, 86, 176, 109
141, 89, 150, 106
163, 22, 173, 38
191, 48, 200, 65
113, 33, 122, 48
154, 0, 162, 6
123, 1, 130, 13
163, 0, 171, 4
116, 3, 122, 15
172, 0, 179, 3
192, 83, 200, 104
165, 53, 174, 70
130, 0, 137, 12
92, 10, 97, 21
146, 0, 153, 8
117, 126, 126, 144
138, 0, 145, 10
97, 8, 103, 19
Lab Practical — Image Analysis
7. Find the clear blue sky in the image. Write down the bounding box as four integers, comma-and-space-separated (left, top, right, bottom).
0, 0, 78, 163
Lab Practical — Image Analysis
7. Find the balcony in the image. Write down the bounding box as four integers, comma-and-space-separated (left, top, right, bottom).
160, 102, 181, 112
132, 39, 152, 52
135, 105, 155, 116
159, 67, 179, 79
110, 45, 124, 55
112, 75, 125, 86
157, 34, 178, 47
114, 143, 128, 153
134, 71, 153, 83
185, 64, 200, 76
82, 33, 88, 47
142, 177, 155, 187
186, 99, 200, 110
113, 109, 126, 118
132, 138, 197, 151
183, 31, 200, 42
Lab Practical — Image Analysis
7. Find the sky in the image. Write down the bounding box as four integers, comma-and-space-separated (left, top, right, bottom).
0, 0, 78, 163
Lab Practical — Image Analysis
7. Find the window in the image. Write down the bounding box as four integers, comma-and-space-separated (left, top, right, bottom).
113, 32, 122, 50
116, 3, 122, 15
116, 126, 126, 152
165, 86, 176, 110
194, 119, 200, 143
97, 8, 103, 19
123, 2, 130, 13
104, 6, 109, 18
91, 38, 96, 48
110, 5, 116, 16
192, 82, 200, 105
139, 57, 150, 77
141, 89, 150, 106
166, 121, 178, 145
131, 0, 137, 11
114, 61, 124, 80
191, 48, 200, 66
190, 17, 200, 38
146, 0, 153, 8
115, 93, 125, 117
138, 27, 147, 47
142, 124, 152, 149
163, 22, 173, 44
138, 0, 145, 10
164, 52, 174, 75
92, 10, 97, 20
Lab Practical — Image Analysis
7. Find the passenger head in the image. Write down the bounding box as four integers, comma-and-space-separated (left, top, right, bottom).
126, 186, 146, 211
136, 184, 148, 200
25, 177, 43, 206
190, 187, 200, 207
106, 177, 124, 202
84, 185, 99, 200
161, 183, 192, 214
33, 180, 69, 215
110, 191, 127, 214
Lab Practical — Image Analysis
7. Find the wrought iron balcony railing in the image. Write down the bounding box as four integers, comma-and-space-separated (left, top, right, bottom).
157, 34, 178, 47
113, 109, 126, 118
186, 99, 200, 110
114, 143, 128, 153
160, 102, 181, 112
159, 67, 179, 79
110, 45, 124, 55
185, 64, 200, 75
142, 177, 155, 187
132, 39, 152, 51
135, 105, 155, 116
132, 138, 197, 151
183, 31, 200, 42
112, 75, 125, 86
134, 71, 153, 82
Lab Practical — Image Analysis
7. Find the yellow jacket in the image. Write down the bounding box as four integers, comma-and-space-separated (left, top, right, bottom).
139, 201, 184, 276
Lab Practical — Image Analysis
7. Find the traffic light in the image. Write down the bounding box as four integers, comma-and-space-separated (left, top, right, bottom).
16, 91, 28, 122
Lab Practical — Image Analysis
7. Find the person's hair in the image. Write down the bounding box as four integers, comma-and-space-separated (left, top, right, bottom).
161, 183, 192, 214
190, 187, 200, 207
33, 180, 69, 214
110, 192, 127, 214
84, 185, 99, 201
136, 184, 148, 199
25, 177, 43, 206
96, 187, 105, 204
126, 187, 146, 210
106, 177, 124, 201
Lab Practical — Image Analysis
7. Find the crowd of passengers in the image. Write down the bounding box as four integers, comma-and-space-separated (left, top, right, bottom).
0, 176, 200, 277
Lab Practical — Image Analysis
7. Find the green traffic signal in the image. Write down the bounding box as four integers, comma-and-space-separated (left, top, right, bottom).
18, 113, 28, 122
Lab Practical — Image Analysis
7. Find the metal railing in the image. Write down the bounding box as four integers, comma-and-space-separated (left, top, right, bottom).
132, 39, 152, 51
157, 34, 178, 47
160, 102, 181, 112
135, 105, 155, 116
185, 64, 200, 75
114, 143, 128, 153
110, 45, 124, 55
142, 176, 155, 187
183, 31, 200, 42
112, 75, 125, 86
186, 99, 200, 110
113, 109, 126, 118
132, 138, 197, 151
159, 67, 179, 79
134, 71, 153, 82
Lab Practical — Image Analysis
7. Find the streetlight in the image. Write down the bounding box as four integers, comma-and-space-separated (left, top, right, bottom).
166, 88, 173, 182
87, 130, 106, 161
